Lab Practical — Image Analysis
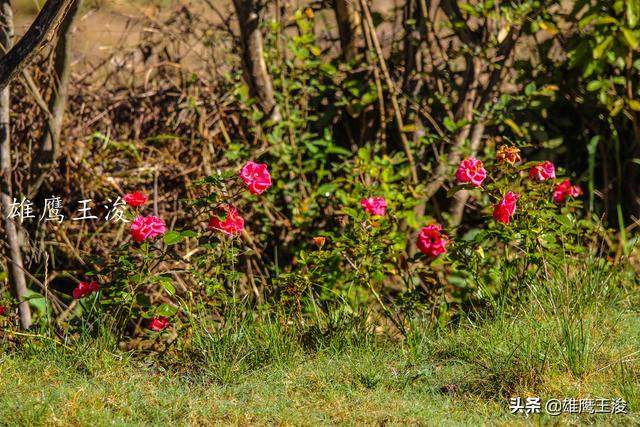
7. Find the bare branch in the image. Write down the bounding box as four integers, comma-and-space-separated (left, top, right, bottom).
360, 0, 418, 184
0, 0, 76, 91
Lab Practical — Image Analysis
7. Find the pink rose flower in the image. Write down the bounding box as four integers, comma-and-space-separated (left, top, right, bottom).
130, 215, 167, 243
529, 161, 556, 181
123, 191, 148, 207
553, 179, 582, 203
72, 280, 100, 299
455, 157, 487, 187
208, 205, 245, 236
493, 191, 519, 224
360, 196, 387, 216
240, 161, 272, 195
148, 317, 169, 332
417, 224, 448, 257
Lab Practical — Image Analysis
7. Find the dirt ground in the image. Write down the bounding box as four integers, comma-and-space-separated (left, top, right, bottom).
14, 0, 231, 63
13, 0, 398, 64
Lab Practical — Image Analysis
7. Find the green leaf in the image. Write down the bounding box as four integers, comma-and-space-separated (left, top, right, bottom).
155, 303, 178, 317
163, 231, 182, 245
136, 293, 151, 307
24, 290, 47, 316
317, 183, 337, 196
361, 91, 377, 106
524, 82, 536, 96
458, 2, 477, 16
443, 117, 457, 132
628, 0, 640, 28
326, 145, 352, 156
612, 76, 626, 85
589, 16, 619, 28
628, 99, 640, 111
578, 13, 618, 30
542, 138, 564, 149
504, 119, 524, 137
609, 98, 625, 116
586, 80, 602, 91
621, 28, 639, 49
159, 278, 176, 296
593, 36, 614, 59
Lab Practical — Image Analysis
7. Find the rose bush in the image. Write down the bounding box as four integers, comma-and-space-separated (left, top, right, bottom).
67, 160, 274, 336
55, 138, 597, 341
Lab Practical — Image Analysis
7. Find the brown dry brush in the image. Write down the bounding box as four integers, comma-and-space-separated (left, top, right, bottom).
4, 5, 263, 328
3, 0, 459, 332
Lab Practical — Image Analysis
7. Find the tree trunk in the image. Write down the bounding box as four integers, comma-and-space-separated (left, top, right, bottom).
232, 0, 280, 122
37, 0, 81, 166
334, 0, 362, 61
0, 0, 31, 329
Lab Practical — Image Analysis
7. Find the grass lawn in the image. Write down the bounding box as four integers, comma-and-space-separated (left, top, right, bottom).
1, 258, 638, 425
2, 309, 638, 423
1, 346, 510, 425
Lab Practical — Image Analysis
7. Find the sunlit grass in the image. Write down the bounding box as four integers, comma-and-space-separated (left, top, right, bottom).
1, 255, 638, 424
1, 309, 638, 421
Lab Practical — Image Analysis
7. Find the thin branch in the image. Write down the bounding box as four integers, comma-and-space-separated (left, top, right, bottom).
360, 0, 418, 184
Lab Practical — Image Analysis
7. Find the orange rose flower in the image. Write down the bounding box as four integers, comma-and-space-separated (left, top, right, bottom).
496, 145, 522, 165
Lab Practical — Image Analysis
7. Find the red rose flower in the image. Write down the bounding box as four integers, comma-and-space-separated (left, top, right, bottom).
417, 224, 448, 257
0, 306, 6, 316
529, 161, 556, 181
553, 179, 582, 203
208, 205, 245, 236
493, 191, 519, 224
360, 196, 387, 216
123, 191, 148, 207
240, 161, 272, 195
130, 215, 167, 243
455, 157, 487, 187
148, 316, 169, 332
72, 280, 100, 299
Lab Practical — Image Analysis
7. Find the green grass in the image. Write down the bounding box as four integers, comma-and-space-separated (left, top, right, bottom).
1, 258, 639, 425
